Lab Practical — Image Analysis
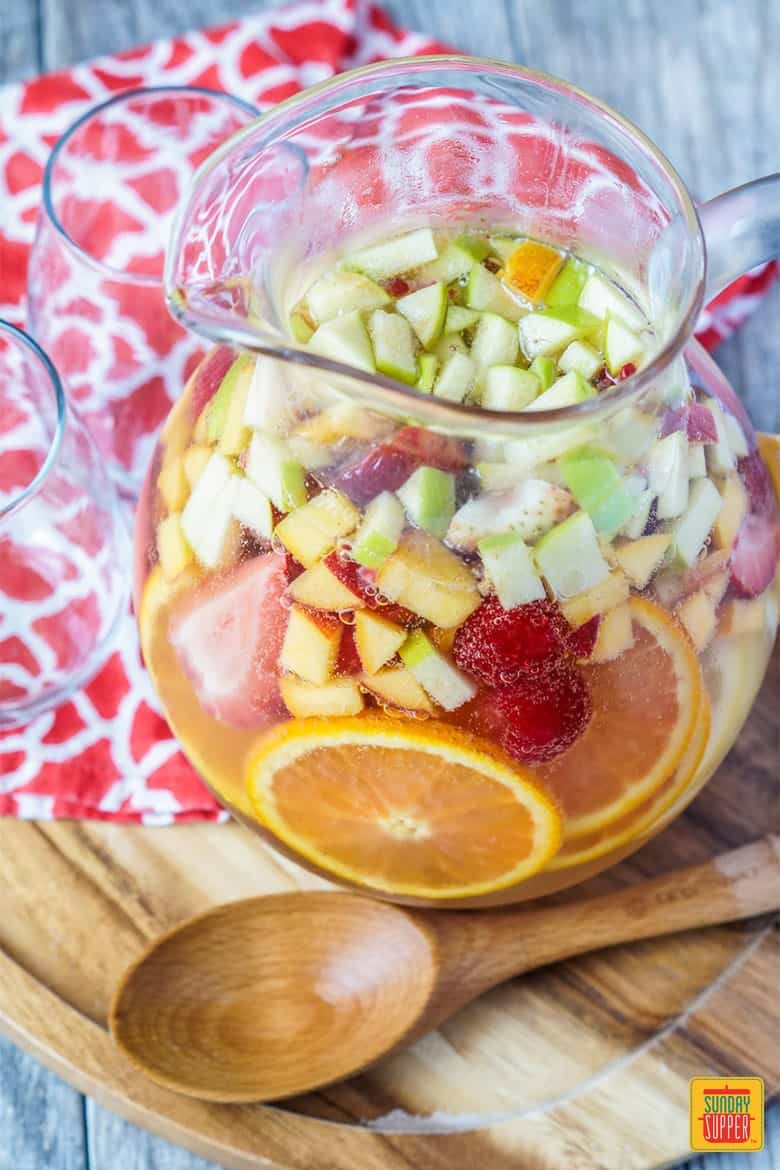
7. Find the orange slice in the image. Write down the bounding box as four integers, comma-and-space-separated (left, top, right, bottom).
537, 596, 703, 839
246, 716, 562, 899
547, 685, 710, 869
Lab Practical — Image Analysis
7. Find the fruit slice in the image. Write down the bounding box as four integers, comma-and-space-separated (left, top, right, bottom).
417, 353, 439, 392
518, 306, 599, 359
529, 354, 557, 390
158, 455, 189, 513
180, 452, 240, 570
376, 530, 481, 628
207, 353, 254, 456
558, 446, 634, 534
416, 235, 486, 284
305, 271, 390, 322
676, 589, 718, 653
755, 433, 780, 508
169, 553, 288, 728
287, 559, 366, 611
361, 665, 434, 713
560, 570, 630, 629
503, 240, 563, 303
322, 552, 416, 626
465, 265, 524, 320
705, 400, 737, 475
246, 433, 307, 513
433, 351, 477, 402
590, 602, 634, 663
396, 282, 447, 347
243, 356, 301, 436
182, 444, 212, 489
295, 402, 395, 445
578, 273, 645, 330
730, 514, 779, 597
613, 534, 671, 589
246, 716, 562, 898
478, 531, 546, 608
448, 478, 573, 551
445, 305, 481, 333
646, 431, 689, 520
232, 477, 273, 541
280, 675, 364, 718
345, 228, 438, 281
482, 366, 539, 411
281, 605, 342, 685
157, 513, 193, 581
558, 339, 602, 381
354, 610, 406, 674
533, 511, 611, 599
604, 318, 644, 376
713, 473, 749, 550
546, 258, 589, 308
469, 313, 519, 369
669, 478, 722, 566
332, 426, 465, 506
536, 596, 703, 836
275, 489, 360, 568
368, 310, 418, 384
309, 310, 375, 372
397, 465, 455, 539
399, 631, 477, 710
525, 370, 595, 412
188, 346, 236, 421
350, 491, 405, 569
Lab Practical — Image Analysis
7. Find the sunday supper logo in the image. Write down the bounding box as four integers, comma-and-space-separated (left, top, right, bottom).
689, 1076, 764, 1151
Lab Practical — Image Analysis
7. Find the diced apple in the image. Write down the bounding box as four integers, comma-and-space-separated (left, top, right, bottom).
243, 356, 299, 436
525, 369, 595, 412
345, 228, 438, 281
206, 353, 253, 456
354, 610, 406, 674
368, 309, 418, 384
399, 630, 476, 710
713, 473, 749, 550
295, 402, 395, 444
688, 443, 707, 479
723, 412, 749, 458
350, 491, 405, 569
705, 400, 737, 475
719, 595, 773, 637
286, 434, 335, 470
560, 569, 630, 628
646, 431, 689, 520
397, 465, 455, 539
604, 318, 644, 376
608, 406, 660, 461
180, 452, 240, 570
417, 353, 439, 392
288, 559, 366, 611
232, 477, 273, 540
482, 366, 539, 411
703, 570, 730, 607
558, 339, 602, 381
275, 489, 360, 568
157, 513, 194, 581
466, 264, 525, 321
534, 511, 612, 600
578, 272, 646, 330
478, 531, 546, 608
503, 239, 564, 303
432, 332, 469, 362
488, 236, 519, 262
416, 233, 487, 284
305, 270, 390, 322
470, 312, 519, 368
289, 309, 314, 343
500, 423, 599, 478
669, 478, 723, 567
653, 549, 731, 609
613, 533, 671, 588
529, 354, 557, 390
246, 432, 307, 512
433, 351, 477, 402
376, 530, 481, 628
309, 310, 375, 372
396, 282, 447, 347
360, 666, 434, 713
675, 589, 717, 653
183, 444, 212, 489
157, 455, 189, 513
280, 605, 342, 685
559, 446, 634, 535
591, 602, 634, 662
518, 306, 599, 359
444, 305, 481, 333
280, 675, 364, 717
447, 479, 573, 550
621, 489, 655, 540
546, 257, 589, 307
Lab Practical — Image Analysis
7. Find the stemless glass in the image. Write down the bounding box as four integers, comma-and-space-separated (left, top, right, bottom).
0, 321, 128, 727
27, 86, 258, 499
137, 58, 779, 906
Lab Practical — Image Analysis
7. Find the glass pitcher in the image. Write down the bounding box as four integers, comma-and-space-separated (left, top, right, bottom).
135, 57, 779, 906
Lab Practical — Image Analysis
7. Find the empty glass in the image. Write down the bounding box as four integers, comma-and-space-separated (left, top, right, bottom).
0, 321, 128, 727
27, 85, 258, 498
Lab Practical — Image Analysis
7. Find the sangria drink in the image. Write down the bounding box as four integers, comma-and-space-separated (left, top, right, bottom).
137, 223, 779, 904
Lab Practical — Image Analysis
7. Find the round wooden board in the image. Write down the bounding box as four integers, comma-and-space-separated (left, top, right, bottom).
0, 641, 777, 1170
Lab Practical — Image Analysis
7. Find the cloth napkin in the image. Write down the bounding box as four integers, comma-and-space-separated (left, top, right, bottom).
0, 1, 775, 823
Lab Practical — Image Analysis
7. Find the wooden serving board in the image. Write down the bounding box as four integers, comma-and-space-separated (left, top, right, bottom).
0, 642, 777, 1170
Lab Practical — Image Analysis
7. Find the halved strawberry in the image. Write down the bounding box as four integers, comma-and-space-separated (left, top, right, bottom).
497, 662, 592, 764
322, 551, 417, 626
738, 451, 777, 519
169, 552, 288, 728
730, 515, 779, 598
188, 345, 235, 421
453, 596, 571, 687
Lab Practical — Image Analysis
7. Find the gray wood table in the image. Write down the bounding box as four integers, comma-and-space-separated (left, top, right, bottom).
1, 0, 778, 1167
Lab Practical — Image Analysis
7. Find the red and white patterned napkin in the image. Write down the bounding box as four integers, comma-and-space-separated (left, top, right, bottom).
0, 0, 775, 823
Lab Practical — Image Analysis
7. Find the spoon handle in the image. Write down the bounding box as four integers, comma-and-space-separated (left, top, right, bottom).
426, 835, 780, 1001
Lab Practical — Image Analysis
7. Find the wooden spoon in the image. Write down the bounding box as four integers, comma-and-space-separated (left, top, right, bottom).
110, 834, 779, 1103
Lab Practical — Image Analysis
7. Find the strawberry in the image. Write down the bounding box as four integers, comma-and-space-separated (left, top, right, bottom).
188, 346, 235, 421
322, 551, 418, 626
453, 596, 571, 687
335, 624, 363, 676
169, 552, 288, 728
738, 451, 776, 519
730, 515, 779, 598
568, 614, 600, 661
497, 662, 592, 763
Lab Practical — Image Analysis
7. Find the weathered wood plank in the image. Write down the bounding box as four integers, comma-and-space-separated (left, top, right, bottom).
0, 1035, 86, 1170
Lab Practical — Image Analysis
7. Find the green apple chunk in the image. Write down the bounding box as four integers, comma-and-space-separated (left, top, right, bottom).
525, 370, 595, 411
180, 452, 240, 569
433, 351, 477, 403
669, 478, 723, 567
305, 270, 390, 322
396, 282, 447, 347
578, 272, 646, 330
350, 491, 405, 569
533, 510, 611, 598
518, 306, 599, 358
558, 339, 602, 381
469, 312, 519, 368
232, 476, 273, 540
496, 422, 599, 479
246, 432, 307, 512
416, 236, 482, 284
621, 486, 655, 539
207, 353, 254, 448
309, 309, 375, 372
397, 465, 456, 539
444, 305, 481, 333
345, 228, 438, 281
289, 311, 314, 344
417, 352, 439, 393
482, 366, 539, 411
432, 332, 468, 362
646, 431, 689, 520
478, 531, 546, 608
368, 310, 418, 384
559, 446, 635, 536
604, 317, 644, 375
466, 264, 525, 320
399, 631, 476, 710
529, 354, 557, 391
545, 257, 589, 307
488, 235, 519, 262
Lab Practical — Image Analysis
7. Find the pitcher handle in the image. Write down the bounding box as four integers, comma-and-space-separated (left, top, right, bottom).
699, 174, 780, 302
